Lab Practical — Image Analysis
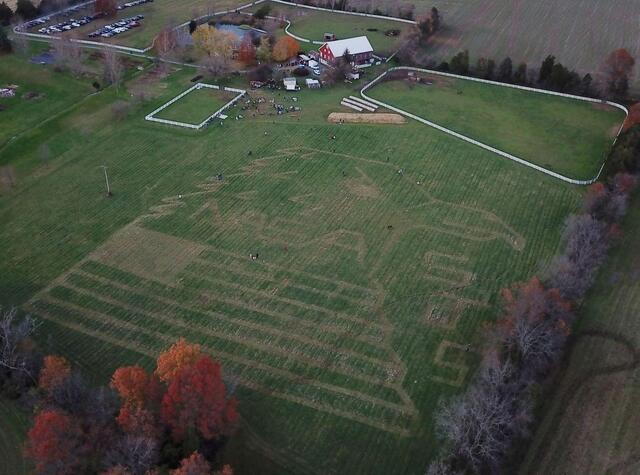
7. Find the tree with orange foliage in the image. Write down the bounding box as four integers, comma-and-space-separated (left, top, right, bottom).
161, 355, 238, 442
170, 451, 211, 475
95, 0, 117, 18
602, 48, 636, 97
111, 365, 162, 437
238, 36, 257, 65
272, 36, 299, 62
26, 409, 84, 474
624, 103, 640, 131
111, 365, 157, 407
38, 355, 71, 394
155, 338, 201, 383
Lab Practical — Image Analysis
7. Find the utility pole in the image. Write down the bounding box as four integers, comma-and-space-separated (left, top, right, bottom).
99, 165, 112, 197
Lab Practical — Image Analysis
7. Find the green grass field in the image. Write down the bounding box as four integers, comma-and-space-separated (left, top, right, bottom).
260, 1, 409, 55
154, 87, 238, 125
0, 50, 587, 474
0, 51, 94, 148
367, 74, 626, 180
521, 194, 640, 475
0, 398, 30, 475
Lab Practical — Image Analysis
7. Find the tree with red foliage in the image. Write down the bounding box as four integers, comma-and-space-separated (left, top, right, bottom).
602, 48, 636, 97
161, 355, 237, 442
624, 103, 640, 131
215, 465, 233, 475
170, 451, 211, 475
583, 182, 608, 216
156, 338, 201, 384
116, 405, 161, 439
38, 355, 71, 395
26, 409, 84, 475
95, 0, 117, 18
237, 36, 256, 65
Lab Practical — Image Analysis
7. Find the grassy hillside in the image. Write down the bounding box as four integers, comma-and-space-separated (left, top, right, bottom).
0, 51, 584, 474
522, 193, 640, 475
0, 52, 95, 147
367, 74, 625, 180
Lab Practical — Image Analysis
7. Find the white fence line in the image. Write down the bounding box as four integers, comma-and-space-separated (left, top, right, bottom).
14, 0, 414, 55
145, 83, 247, 130
361, 67, 629, 186
268, 0, 416, 24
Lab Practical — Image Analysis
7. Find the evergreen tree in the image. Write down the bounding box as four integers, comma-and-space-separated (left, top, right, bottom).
538, 55, 555, 84
0, 27, 11, 54
16, 0, 37, 20
0, 2, 13, 26
498, 57, 513, 82
514, 63, 528, 84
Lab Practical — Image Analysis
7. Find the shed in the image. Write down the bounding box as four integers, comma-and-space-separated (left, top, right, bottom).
306, 78, 321, 89
283, 77, 299, 91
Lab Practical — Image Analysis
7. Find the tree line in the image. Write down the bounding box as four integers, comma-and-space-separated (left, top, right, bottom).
399, 42, 635, 100
427, 121, 640, 474
0, 318, 238, 475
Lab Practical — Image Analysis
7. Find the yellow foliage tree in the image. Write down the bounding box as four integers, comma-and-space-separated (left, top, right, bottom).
192, 25, 238, 59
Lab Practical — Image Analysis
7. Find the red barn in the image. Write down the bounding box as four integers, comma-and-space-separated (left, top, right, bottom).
318, 36, 374, 68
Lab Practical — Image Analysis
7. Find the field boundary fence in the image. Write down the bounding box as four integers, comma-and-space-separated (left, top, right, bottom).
361, 67, 629, 185
144, 83, 247, 130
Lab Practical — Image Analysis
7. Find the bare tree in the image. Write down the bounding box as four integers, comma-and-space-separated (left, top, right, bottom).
103, 435, 158, 475
435, 357, 532, 474
492, 278, 573, 380
425, 460, 462, 475
547, 214, 610, 300
200, 54, 232, 78
11, 32, 29, 56
52, 35, 84, 76
102, 49, 124, 92
0, 307, 38, 380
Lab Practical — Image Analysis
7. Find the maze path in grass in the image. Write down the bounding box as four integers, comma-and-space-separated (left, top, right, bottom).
27, 227, 417, 435
24, 146, 536, 439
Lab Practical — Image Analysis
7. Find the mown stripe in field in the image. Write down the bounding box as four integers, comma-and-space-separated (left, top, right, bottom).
80, 259, 387, 349
198, 247, 377, 298
32, 293, 405, 409
63, 272, 395, 385
27, 299, 415, 435
190, 256, 373, 310
44, 284, 397, 400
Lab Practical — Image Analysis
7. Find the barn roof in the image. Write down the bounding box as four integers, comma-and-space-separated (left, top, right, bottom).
323, 36, 373, 57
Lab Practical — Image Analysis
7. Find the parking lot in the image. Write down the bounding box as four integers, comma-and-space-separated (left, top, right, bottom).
20, 0, 151, 39
88, 15, 144, 39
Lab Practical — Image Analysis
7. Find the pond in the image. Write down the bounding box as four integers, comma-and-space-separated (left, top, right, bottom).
214, 23, 265, 42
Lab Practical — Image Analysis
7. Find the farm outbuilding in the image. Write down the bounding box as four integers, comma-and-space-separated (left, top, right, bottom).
283, 77, 299, 91
318, 36, 374, 68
